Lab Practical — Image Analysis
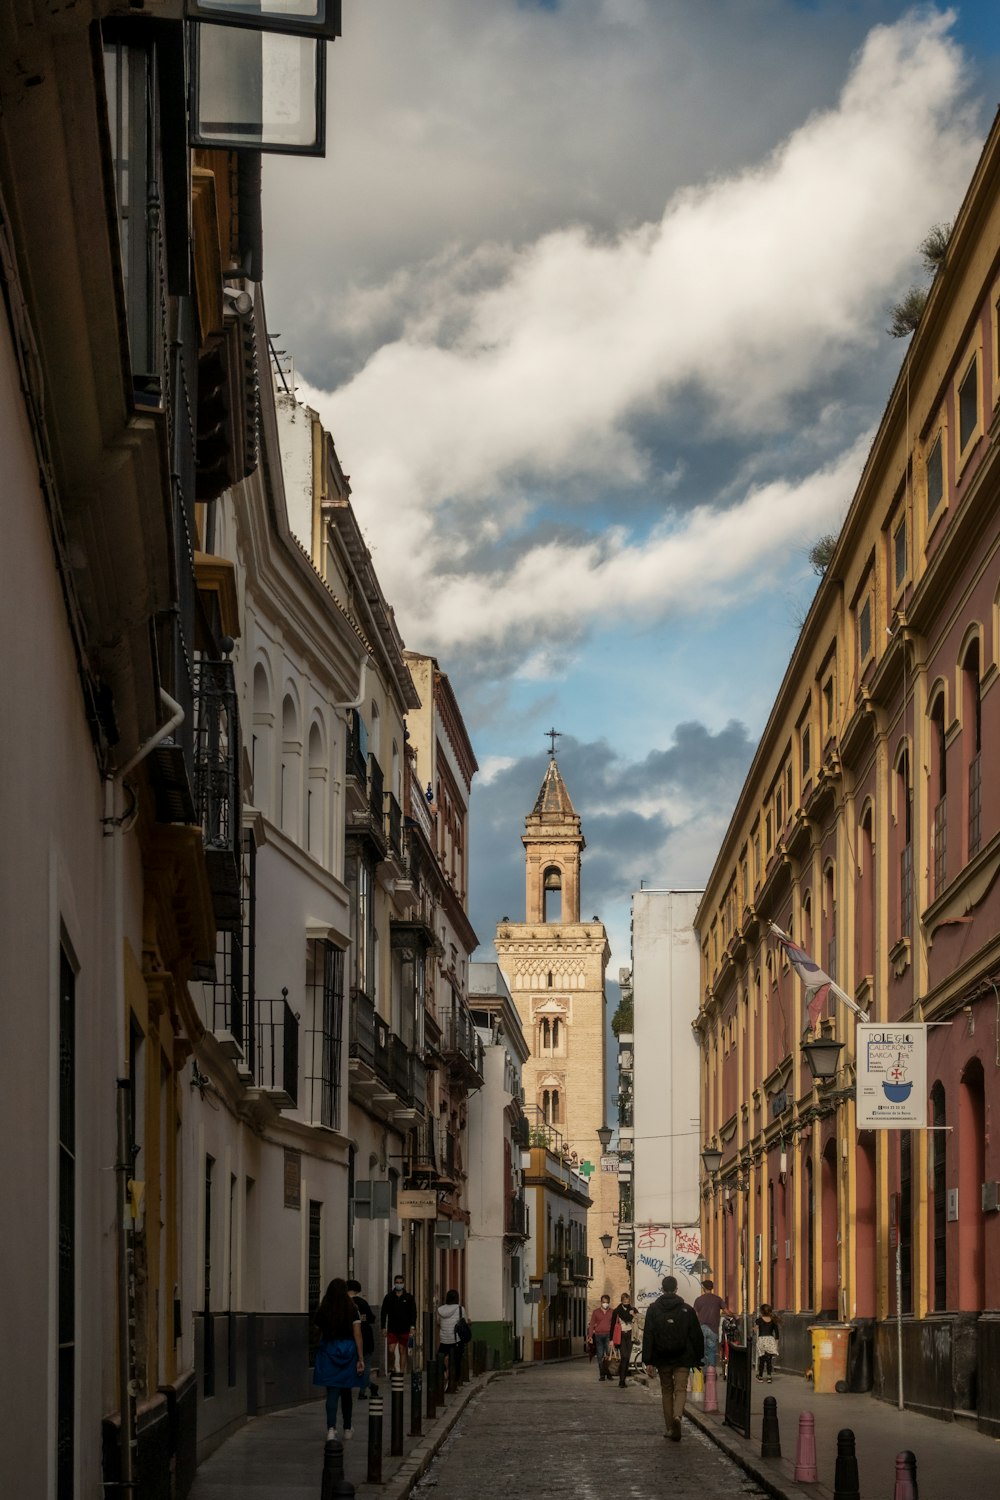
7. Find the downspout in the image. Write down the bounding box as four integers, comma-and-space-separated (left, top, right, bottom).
103, 688, 185, 1493
331, 656, 369, 714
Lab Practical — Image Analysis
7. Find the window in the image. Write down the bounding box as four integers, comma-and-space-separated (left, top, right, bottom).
898, 749, 913, 940
306, 939, 344, 1129
931, 695, 947, 897
823, 675, 834, 732
964, 641, 982, 859
753, 832, 761, 885
103, 41, 162, 384
958, 354, 979, 454
765, 811, 772, 855
926, 434, 944, 521
347, 850, 375, 998
931, 1085, 947, 1311
801, 724, 811, 779
786, 764, 793, 808
775, 787, 783, 831
893, 518, 907, 592
858, 595, 872, 664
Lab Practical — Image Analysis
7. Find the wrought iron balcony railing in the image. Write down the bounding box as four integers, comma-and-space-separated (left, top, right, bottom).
349, 987, 376, 1069
440, 1003, 485, 1081
385, 791, 402, 857
193, 657, 242, 926
253, 992, 298, 1106
505, 1196, 529, 1237
346, 708, 367, 786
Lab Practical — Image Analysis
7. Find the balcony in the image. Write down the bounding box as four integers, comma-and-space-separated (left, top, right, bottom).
572, 1251, 591, 1282
505, 1196, 529, 1239
349, 988, 377, 1070
252, 992, 298, 1108
349, 990, 424, 1118
440, 1002, 485, 1086
345, 740, 388, 860
193, 657, 242, 926
385, 791, 402, 859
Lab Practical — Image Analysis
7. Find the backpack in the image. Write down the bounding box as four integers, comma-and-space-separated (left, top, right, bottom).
455, 1309, 473, 1345
650, 1302, 689, 1360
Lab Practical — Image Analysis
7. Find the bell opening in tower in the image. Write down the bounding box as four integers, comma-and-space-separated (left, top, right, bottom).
543, 865, 562, 923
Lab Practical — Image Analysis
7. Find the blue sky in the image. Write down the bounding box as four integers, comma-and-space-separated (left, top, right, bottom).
264, 1, 1000, 975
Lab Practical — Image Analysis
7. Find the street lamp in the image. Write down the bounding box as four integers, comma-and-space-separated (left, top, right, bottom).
599, 1232, 613, 1253
801, 1035, 844, 1083
701, 1145, 723, 1177
597, 1123, 613, 1151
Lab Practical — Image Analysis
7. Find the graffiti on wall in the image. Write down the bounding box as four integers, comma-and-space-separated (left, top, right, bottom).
633, 1224, 703, 1308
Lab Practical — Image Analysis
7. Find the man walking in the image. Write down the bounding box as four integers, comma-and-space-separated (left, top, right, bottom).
380, 1273, 418, 1373
642, 1275, 704, 1440
586, 1293, 615, 1382
693, 1278, 725, 1371
610, 1290, 636, 1387
346, 1279, 378, 1398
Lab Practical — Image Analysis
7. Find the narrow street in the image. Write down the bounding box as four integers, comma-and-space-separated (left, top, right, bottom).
412, 1365, 766, 1500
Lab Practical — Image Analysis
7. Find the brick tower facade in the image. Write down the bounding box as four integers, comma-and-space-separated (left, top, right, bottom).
495, 757, 615, 1296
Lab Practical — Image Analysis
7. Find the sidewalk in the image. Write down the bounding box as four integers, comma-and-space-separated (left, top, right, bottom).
187, 1372, 493, 1500
680, 1371, 1000, 1499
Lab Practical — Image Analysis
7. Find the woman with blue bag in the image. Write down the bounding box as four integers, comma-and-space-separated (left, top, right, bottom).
314, 1278, 365, 1440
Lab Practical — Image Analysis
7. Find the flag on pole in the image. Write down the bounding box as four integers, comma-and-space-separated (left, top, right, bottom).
769, 923, 869, 1032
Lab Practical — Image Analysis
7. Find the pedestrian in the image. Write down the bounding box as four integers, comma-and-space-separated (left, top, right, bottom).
720, 1301, 740, 1379
346, 1278, 378, 1399
754, 1302, 780, 1382
313, 1278, 365, 1442
609, 1290, 637, 1387
436, 1287, 470, 1386
692, 1277, 725, 1370
642, 1274, 704, 1441
380, 1272, 418, 1373
587, 1292, 616, 1382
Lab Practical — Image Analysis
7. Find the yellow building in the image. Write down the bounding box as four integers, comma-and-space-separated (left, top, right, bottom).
495, 756, 615, 1309
696, 115, 1000, 1430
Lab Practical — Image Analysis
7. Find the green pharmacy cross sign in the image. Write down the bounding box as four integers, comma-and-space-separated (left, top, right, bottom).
578, 1159, 596, 1178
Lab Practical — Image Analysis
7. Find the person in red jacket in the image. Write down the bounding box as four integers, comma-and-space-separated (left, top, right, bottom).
587, 1294, 615, 1382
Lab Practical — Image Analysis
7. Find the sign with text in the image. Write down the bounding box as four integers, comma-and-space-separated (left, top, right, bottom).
856, 1024, 927, 1128
398, 1190, 437, 1220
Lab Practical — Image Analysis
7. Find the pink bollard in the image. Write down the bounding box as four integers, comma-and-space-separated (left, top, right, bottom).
704, 1364, 719, 1414
893, 1451, 918, 1500
793, 1412, 819, 1483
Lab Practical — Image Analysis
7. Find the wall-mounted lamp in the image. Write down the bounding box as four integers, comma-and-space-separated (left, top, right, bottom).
801, 1036, 844, 1083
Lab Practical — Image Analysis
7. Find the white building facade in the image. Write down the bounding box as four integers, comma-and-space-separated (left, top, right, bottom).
630, 889, 705, 1310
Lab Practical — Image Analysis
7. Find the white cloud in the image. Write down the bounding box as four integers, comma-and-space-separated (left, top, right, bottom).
294, 9, 978, 669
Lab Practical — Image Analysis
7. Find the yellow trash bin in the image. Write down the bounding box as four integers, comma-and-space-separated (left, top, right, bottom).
809, 1324, 851, 1393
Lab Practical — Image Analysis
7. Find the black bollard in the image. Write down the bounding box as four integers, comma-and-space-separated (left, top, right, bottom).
321, 1435, 356, 1500
834, 1429, 860, 1500
410, 1369, 422, 1436
761, 1395, 781, 1459
425, 1356, 437, 1421
390, 1370, 405, 1456
366, 1395, 383, 1485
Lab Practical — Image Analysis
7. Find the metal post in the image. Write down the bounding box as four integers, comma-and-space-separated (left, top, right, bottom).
321, 1435, 354, 1500
896, 1237, 904, 1411
425, 1354, 437, 1421
761, 1395, 781, 1458
116, 1080, 138, 1494
833, 1428, 860, 1500
390, 1370, 404, 1456
366, 1395, 383, 1485
410, 1369, 422, 1436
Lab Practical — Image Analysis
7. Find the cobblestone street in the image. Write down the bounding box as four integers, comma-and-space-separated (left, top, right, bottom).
413, 1364, 767, 1500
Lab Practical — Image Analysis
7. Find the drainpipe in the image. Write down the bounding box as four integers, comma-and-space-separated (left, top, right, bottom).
331, 656, 369, 714
103, 688, 185, 1493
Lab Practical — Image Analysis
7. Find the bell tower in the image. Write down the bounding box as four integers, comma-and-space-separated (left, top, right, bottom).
496, 743, 615, 1307
523, 758, 583, 924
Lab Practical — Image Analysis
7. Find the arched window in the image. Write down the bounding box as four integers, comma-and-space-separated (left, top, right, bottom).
896, 746, 913, 939
929, 691, 947, 897
552, 1018, 560, 1050
931, 1083, 947, 1311
252, 662, 272, 816
858, 806, 874, 979
542, 866, 562, 923
962, 640, 982, 859
540, 1018, 550, 1050
307, 720, 326, 861
958, 1059, 986, 1308
550, 1088, 560, 1124
281, 692, 302, 841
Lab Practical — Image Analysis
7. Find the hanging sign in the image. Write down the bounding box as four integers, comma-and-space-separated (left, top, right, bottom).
856, 1024, 927, 1128
398, 1191, 437, 1220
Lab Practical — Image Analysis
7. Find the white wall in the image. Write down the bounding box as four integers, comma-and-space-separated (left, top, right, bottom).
632, 890, 703, 1233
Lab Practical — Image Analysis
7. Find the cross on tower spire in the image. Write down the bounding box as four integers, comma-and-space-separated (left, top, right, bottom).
545, 727, 561, 758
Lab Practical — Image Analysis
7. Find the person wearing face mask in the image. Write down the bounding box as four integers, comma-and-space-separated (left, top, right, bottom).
609, 1290, 636, 1387
380, 1273, 418, 1373
587, 1293, 616, 1382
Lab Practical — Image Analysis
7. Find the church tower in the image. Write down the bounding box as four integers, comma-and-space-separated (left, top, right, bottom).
495, 750, 615, 1298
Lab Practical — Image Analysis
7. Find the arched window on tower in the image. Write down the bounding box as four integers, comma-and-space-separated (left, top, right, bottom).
543, 865, 562, 923
540, 1017, 550, 1050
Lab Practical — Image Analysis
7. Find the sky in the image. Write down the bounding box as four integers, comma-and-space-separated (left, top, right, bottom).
263, 1, 1000, 982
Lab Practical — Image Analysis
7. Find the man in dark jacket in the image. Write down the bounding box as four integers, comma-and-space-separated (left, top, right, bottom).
381, 1274, 418, 1373
347, 1279, 378, 1398
642, 1275, 705, 1440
